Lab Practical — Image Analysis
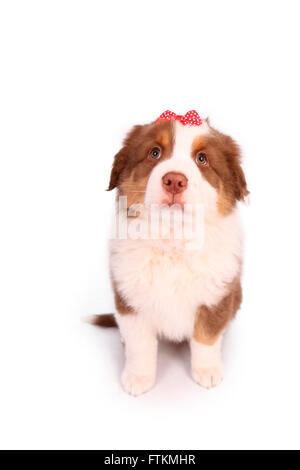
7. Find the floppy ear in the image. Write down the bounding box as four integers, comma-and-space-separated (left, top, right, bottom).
107, 125, 143, 191
107, 147, 127, 191
222, 134, 249, 202
232, 159, 249, 202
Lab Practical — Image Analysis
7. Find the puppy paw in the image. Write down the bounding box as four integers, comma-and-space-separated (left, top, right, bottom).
192, 364, 224, 389
122, 369, 155, 397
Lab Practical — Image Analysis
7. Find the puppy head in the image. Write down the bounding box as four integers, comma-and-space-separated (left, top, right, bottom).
108, 116, 248, 217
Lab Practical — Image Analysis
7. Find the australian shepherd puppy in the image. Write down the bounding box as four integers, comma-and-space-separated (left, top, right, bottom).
92, 110, 249, 396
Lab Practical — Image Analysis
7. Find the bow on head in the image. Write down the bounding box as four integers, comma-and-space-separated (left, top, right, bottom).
156, 110, 202, 126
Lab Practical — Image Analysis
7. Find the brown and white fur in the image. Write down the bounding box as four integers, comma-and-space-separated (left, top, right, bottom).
94, 116, 248, 396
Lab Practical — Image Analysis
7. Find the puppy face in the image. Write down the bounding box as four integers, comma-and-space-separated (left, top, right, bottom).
108, 118, 248, 216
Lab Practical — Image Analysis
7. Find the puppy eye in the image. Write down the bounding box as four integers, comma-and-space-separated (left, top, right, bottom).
196, 152, 208, 166
149, 147, 161, 160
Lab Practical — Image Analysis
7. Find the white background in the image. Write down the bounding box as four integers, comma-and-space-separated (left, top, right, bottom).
0, 0, 300, 450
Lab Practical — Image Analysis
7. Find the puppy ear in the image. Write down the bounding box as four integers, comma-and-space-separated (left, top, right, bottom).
233, 159, 249, 202
107, 147, 127, 191
107, 125, 143, 191
222, 134, 249, 203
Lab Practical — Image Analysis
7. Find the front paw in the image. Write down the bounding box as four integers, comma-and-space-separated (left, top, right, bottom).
192, 363, 224, 389
122, 369, 156, 397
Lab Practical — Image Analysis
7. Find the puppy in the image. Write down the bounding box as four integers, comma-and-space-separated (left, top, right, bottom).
93, 110, 248, 396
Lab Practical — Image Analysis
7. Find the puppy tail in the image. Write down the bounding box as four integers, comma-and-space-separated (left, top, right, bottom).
84, 314, 117, 328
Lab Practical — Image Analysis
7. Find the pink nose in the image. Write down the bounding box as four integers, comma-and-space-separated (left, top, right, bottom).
162, 172, 188, 194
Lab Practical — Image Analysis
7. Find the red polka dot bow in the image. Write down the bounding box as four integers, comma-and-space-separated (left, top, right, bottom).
156, 110, 202, 126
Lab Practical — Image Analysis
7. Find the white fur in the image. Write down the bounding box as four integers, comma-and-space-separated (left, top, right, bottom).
111, 211, 241, 342
190, 336, 224, 389
145, 121, 217, 211
116, 313, 157, 396
110, 122, 243, 395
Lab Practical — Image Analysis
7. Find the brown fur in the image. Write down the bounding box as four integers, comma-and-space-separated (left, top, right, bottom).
107, 119, 247, 333
109, 120, 248, 216
157, 129, 171, 148
107, 121, 175, 207
193, 277, 242, 345
112, 281, 134, 315
192, 135, 207, 153
192, 129, 249, 215
86, 314, 117, 327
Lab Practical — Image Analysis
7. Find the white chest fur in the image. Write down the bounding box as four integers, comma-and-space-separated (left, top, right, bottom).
110, 210, 242, 341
